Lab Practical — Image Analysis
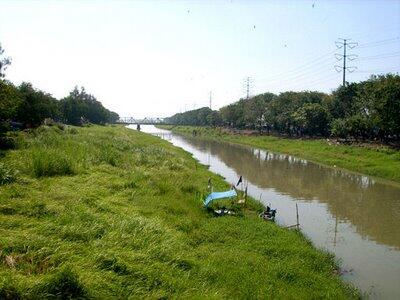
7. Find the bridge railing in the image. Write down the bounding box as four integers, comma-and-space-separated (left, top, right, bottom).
116, 117, 165, 124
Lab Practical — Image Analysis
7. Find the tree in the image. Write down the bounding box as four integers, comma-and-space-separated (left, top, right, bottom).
60, 86, 119, 125
292, 103, 329, 136
206, 110, 222, 126
219, 100, 246, 128
164, 107, 220, 126
107, 111, 120, 123
357, 74, 400, 140
244, 93, 275, 132
16, 82, 61, 127
328, 74, 400, 141
0, 80, 21, 133
331, 118, 348, 138
329, 83, 360, 119
0, 43, 11, 78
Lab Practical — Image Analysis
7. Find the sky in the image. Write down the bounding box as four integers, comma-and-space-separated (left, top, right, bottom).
0, 0, 399, 118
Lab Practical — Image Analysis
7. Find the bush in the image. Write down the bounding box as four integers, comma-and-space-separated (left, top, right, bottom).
331, 118, 348, 138
32, 149, 75, 177
0, 162, 17, 185
331, 115, 373, 139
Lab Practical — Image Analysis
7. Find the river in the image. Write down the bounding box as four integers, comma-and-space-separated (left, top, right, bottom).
129, 125, 400, 299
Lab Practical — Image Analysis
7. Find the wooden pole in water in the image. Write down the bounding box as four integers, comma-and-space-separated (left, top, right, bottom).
334, 216, 338, 247
296, 203, 299, 230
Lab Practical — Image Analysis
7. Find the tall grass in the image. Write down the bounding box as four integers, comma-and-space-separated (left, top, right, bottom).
32, 149, 75, 177
0, 125, 358, 298
35, 268, 88, 299
0, 162, 17, 185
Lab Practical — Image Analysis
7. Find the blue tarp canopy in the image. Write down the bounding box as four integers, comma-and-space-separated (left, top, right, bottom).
204, 189, 237, 207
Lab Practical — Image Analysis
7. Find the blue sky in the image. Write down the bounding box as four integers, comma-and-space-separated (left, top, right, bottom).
0, 0, 399, 118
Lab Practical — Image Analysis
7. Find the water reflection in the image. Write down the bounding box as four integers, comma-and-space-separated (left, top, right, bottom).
184, 136, 400, 250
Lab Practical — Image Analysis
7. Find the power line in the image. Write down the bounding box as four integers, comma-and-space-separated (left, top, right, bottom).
257, 38, 397, 86
355, 68, 400, 74
345, 24, 400, 41
256, 50, 336, 82
267, 65, 335, 91
277, 73, 340, 91
251, 34, 399, 94
261, 57, 335, 84
256, 58, 336, 91
335, 38, 358, 86
358, 51, 400, 61
357, 37, 400, 49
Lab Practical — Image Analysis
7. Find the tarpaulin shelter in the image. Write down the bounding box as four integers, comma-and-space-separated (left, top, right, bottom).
204, 189, 237, 207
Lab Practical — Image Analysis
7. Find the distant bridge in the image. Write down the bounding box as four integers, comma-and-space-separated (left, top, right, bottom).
116, 117, 166, 125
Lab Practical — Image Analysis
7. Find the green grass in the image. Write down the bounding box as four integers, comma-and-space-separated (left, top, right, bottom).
32, 148, 75, 178
0, 162, 17, 185
159, 125, 400, 184
0, 125, 358, 298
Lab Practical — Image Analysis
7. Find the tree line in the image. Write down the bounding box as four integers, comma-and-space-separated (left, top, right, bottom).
0, 44, 119, 136
164, 107, 222, 127
165, 74, 400, 141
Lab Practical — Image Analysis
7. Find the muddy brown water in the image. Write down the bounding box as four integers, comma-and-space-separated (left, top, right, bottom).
130, 125, 400, 299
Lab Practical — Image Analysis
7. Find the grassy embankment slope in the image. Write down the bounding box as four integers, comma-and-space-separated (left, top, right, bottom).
0, 125, 357, 298
159, 125, 400, 184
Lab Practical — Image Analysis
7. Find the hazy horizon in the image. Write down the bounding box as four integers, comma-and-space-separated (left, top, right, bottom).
1, 0, 399, 118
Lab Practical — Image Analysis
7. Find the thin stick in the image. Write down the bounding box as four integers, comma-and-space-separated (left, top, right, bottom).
296, 203, 299, 230
284, 224, 298, 229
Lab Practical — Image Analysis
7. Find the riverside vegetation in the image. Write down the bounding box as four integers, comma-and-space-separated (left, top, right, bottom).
0, 125, 358, 298
158, 125, 400, 184
164, 74, 400, 143
1, 43, 119, 141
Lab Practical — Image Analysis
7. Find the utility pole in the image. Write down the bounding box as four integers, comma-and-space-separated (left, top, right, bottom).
246, 77, 250, 99
335, 38, 358, 86
342, 39, 346, 85
209, 91, 212, 109
243, 77, 253, 99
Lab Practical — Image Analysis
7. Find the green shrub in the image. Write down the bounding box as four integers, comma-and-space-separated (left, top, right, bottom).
32, 149, 75, 177
330, 118, 348, 138
0, 162, 17, 185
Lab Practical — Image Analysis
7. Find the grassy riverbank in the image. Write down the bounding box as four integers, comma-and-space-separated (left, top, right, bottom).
159, 125, 400, 184
0, 125, 357, 298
